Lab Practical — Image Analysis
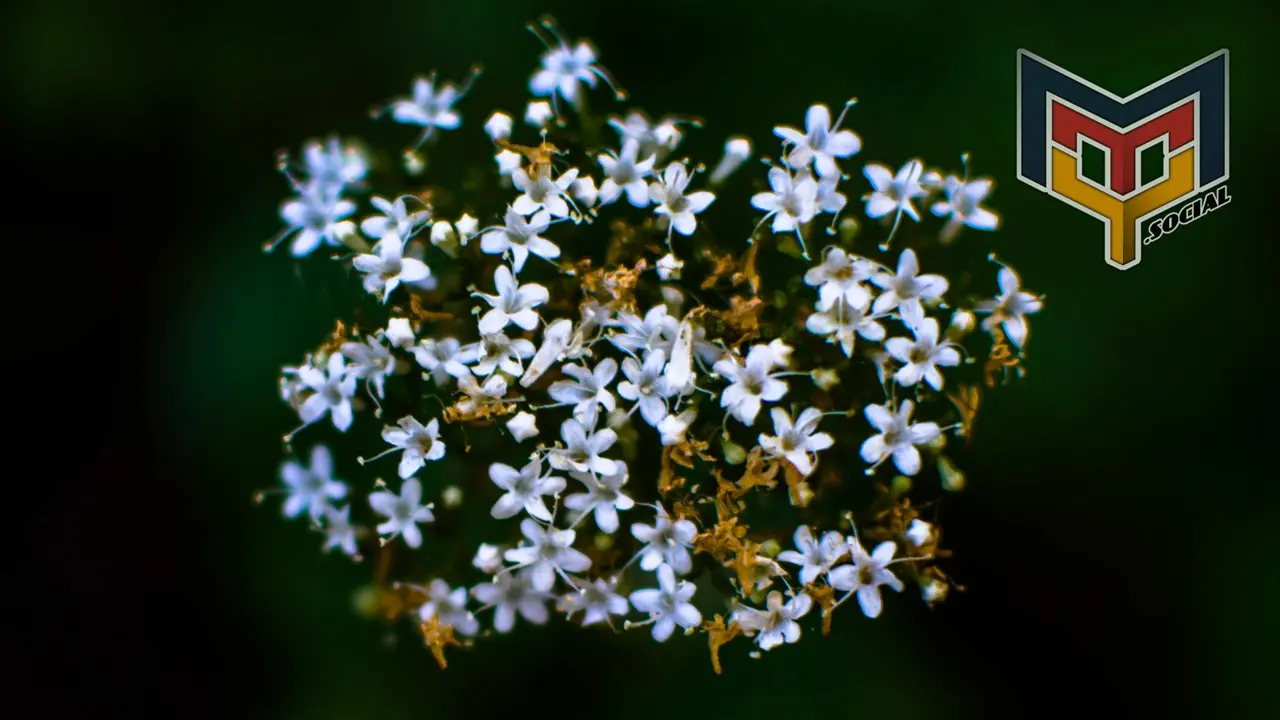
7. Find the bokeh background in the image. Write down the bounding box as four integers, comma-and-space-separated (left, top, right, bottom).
8, 0, 1278, 717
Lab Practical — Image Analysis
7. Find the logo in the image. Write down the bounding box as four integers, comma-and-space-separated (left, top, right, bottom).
1016, 49, 1229, 270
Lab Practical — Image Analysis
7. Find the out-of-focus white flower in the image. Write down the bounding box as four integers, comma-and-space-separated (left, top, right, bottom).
506, 411, 540, 442
774, 101, 861, 178
559, 577, 629, 627
352, 234, 432, 303
805, 295, 886, 358
597, 138, 656, 207
385, 318, 415, 349
472, 543, 505, 574
320, 504, 358, 556
975, 265, 1043, 349
484, 111, 513, 142
273, 184, 356, 257
628, 564, 701, 642
656, 253, 683, 281
548, 416, 619, 476
649, 162, 715, 240
524, 100, 555, 128
280, 445, 347, 522
297, 353, 357, 432
528, 23, 621, 113
932, 173, 998, 242
512, 166, 579, 218
709, 136, 752, 185
360, 195, 430, 242
565, 461, 634, 534
470, 572, 549, 633
368, 478, 435, 549
906, 519, 934, 548
419, 579, 479, 636
382, 70, 478, 149
488, 457, 565, 522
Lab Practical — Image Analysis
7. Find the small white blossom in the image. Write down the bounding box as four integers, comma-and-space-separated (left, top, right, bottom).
484, 111, 513, 142
472, 543, 505, 574
300, 136, 367, 191
709, 136, 753, 185
609, 111, 686, 162
457, 331, 536, 378
456, 371, 510, 411
759, 407, 834, 477
470, 572, 549, 633
657, 408, 695, 446
352, 234, 432, 302
906, 519, 934, 548
805, 296, 885, 357
597, 138, 656, 207
829, 538, 904, 619
506, 411, 540, 442
649, 162, 715, 239
413, 337, 463, 386
628, 564, 701, 642
975, 266, 1043, 349
495, 148, 523, 176
341, 335, 397, 399
512, 167, 579, 219
297, 353, 357, 432
776, 525, 847, 585
714, 344, 789, 426
565, 461, 634, 534
871, 248, 949, 317
419, 579, 479, 636
864, 160, 928, 224
609, 304, 676, 356
631, 504, 697, 574
559, 577, 629, 627
320, 504, 358, 556
524, 100, 554, 127
384, 318, 415, 349
549, 358, 618, 420
751, 166, 819, 239
548, 416, 619, 476
368, 478, 435, 549
884, 311, 961, 390
504, 519, 592, 592
384, 71, 474, 149
280, 445, 347, 522
275, 184, 356, 257
529, 29, 618, 111
932, 174, 999, 242
475, 265, 549, 334
617, 349, 675, 427
732, 591, 813, 651
380, 416, 446, 479
455, 213, 479, 240
774, 102, 861, 178
572, 175, 599, 207
488, 457, 565, 522
360, 195, 430, 242
860, 400, 941, 476
804, 247, 875, 310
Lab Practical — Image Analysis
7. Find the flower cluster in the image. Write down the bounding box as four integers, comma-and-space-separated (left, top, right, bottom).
260, 16, 1044, 673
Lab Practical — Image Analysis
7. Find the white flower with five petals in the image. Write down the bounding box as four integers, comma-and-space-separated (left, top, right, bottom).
774, 102, 861, 178
732, 591, 813, 651
487, 457, 565, 522
368, 478, 435, 549
649, 162, 715, 238
380, 416, 446, 479
828, 538, 904, 619
860, 400, 941, 476
480, 208, 559, 273
475, 265, 548, 334
758, 407, 835, 477
628, 564, 702, 642
974, 266, 1043, 349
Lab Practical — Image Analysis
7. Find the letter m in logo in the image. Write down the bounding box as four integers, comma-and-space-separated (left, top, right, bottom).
1016, 50, 1229, 269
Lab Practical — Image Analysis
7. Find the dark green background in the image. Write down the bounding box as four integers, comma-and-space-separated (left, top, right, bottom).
9, 0, 1277, 717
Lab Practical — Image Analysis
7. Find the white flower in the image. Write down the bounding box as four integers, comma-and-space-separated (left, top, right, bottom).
297, 353, 357, 432
860, 400, 941, 476
484, 111, 513, 142
457, 331, 536, 378
475, 265, 549, 334
384, 318, 415, 349
352, 234, 431, 303
565, 461, 634, 534
504, 518, 592, 592
455, 213, 479, 240
488, 457, 565, 522
609, 304, 677, 356
341, 335, 396, 399
529, 29, 617, 110
759, 407, 834, 477
275, 184, 356, 257
572, 175, 599, 207
506, 411, 540, 442
828, 538, 904, 619
549, 358, 618, 420
804, 247, 875, 311
609, 111, 686, 162
906, 519, 934, 548
750, 166, 819, 255
470, 572, 549, 633
559, 577, 629, 627
300, 136, 367, 191
975, 266, 1043, 349
932, 175, 998, 242
360, 195, 430, 242
495, 148, 523, 176
512, 167, 579, 218
714, 344, 789, 426
658, 408, 695, 446
385, 71, 474, 149
524, 100, 554, 127
631, 505, 697, 574
863, 160, 928, 223
871, 248, 949, 317
628, 564, 702, 642
649, 162, 715, 238
320, 504, 358, 556
279, 445, 347, 522
884, 311, 961, 390
381, 416, 446, 479
774, 102, 861, 178
709, 136, 753, 185
419, 579, 479, 636
413, 337, 463, 386
776, 525, 847, 585
472, 543, 504, 574
368, 478, 435, 549
656, 253, 683, 281
548, 416, 619, 476
815, 173, 848, 217
597, 138, 656, 207
617, 349, 675, 427
805, 296, 884, 358
732, 591, 813, 651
